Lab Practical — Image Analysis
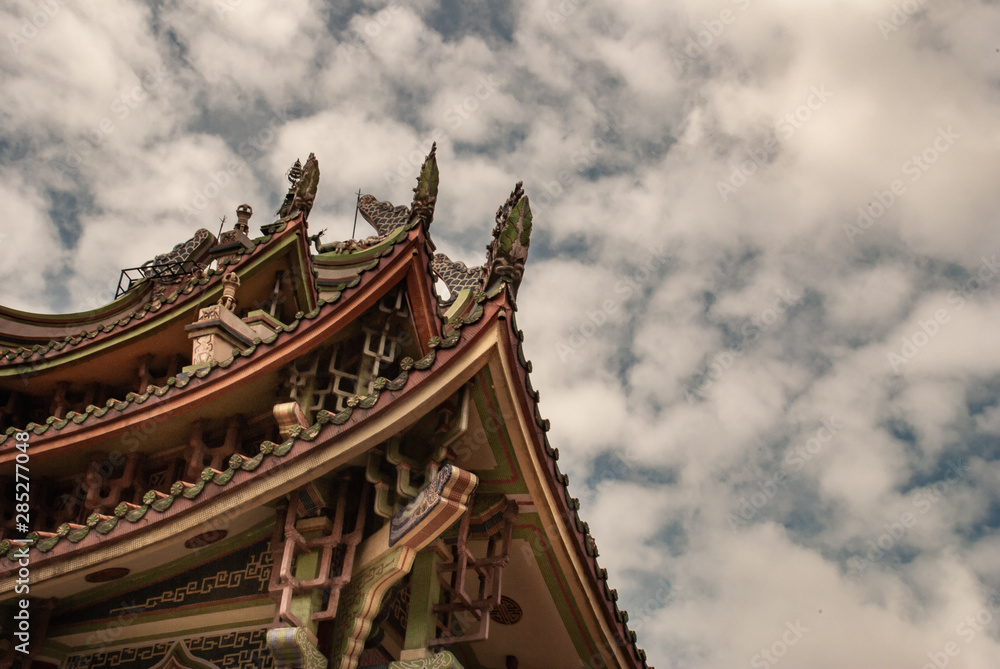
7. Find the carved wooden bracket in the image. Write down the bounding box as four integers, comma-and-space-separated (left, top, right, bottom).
266, 626, 328, 669
429, 498, 518, 646
269, 476, 368, 626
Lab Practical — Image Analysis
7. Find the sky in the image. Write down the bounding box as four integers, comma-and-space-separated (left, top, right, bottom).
3, 0, 1000, 667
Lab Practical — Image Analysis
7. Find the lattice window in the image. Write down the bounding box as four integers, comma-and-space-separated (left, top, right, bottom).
362, 320, 399, 379
362, 287, 410, 388
79, 451, 144, 518
378, 282, 410, 318
309, 331, 364, 414
184, 419, 240, 480
303, 286, 415, 415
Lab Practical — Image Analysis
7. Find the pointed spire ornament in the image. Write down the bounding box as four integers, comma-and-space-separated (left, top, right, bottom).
482, 181, 532, 298
410, 142, 439, 226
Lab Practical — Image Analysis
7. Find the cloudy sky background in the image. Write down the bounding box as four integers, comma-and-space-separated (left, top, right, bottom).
3, 0, 1000, 667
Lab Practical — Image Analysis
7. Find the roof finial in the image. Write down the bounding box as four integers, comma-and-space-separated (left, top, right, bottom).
286, 159, 303, 187
410, 142, 439, 226
218, 271, 240, 312
235, 204, 252, 234
482, 181, 532, 298
275, 154, 320, 221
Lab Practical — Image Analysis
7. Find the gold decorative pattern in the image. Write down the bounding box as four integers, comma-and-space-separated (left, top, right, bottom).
489, 595, 523, 625
108, 548, 271, 615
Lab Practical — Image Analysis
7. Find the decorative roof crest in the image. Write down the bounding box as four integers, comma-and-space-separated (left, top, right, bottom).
409, 142, 439, 226
483, 181, 532, 297
276, 153, 320, 221
430, 254, 483, 305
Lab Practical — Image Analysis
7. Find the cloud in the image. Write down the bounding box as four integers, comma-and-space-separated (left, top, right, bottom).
4, 0, 1000, 666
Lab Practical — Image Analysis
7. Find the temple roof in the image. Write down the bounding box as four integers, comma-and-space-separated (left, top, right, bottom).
0, 147, 652, 668
0, 224, 289, 365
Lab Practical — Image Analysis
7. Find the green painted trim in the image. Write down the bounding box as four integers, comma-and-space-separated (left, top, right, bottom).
239, 224, 317, 313
292, 524, 325, 635
403, 550, 441, 652
62, 622, 272, 656
0, 233, 303, 377
465, 368, 526, 493
52, 597, 273, 635
0, 285, 150, 325
35, 638, 72, 662
313, 225, 409, 264
0, 298, 197, 377
182, 361, 212, 373
442, 290, 473, 323
54, 516, 274, 611
0, 273, 489, 570
510, 523, 594, 664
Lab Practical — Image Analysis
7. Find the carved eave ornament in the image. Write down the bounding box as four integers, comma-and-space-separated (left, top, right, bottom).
276, 153, 321, 223
409, 142, 439, 228
311, 144, 439, 255
428, 180, 532, 313
483, 181, 532, 298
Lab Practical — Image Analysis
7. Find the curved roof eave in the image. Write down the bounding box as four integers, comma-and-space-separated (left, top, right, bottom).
0, 224, 438, 455
0, 217, 313, 370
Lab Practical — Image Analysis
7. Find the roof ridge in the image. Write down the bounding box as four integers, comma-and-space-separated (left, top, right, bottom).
0, 290, 491, 565
505, 307, 654, 669
0, 239, 272, 366
0, 223, 423, 445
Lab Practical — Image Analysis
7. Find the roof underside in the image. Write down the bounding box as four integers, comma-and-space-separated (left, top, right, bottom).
0, 150, 651, 669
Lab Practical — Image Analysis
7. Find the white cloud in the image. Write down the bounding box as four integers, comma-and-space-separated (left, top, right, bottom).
4, 0, 1000, 666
